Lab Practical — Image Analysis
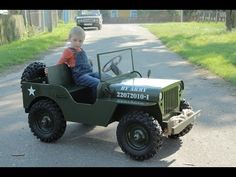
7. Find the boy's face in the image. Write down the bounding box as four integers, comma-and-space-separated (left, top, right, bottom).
70, 34, 84, 49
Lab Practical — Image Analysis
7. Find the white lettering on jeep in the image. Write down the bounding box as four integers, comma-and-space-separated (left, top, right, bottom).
117, 91, 149, 101
120, 86, 146, 93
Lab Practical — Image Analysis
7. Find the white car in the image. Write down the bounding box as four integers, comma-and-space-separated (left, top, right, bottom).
76, 10, 103, 30
0, 10, 8, 15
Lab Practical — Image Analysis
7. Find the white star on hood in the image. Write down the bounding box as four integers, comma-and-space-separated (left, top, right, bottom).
28, 86, 36, 96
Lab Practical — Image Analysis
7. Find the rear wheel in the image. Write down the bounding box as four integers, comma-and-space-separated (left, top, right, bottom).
28, 100, 66, 142
116, 111, 162, 161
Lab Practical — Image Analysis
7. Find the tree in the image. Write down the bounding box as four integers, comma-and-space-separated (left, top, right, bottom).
226, 10, 236, 31
47, 10, 53, 32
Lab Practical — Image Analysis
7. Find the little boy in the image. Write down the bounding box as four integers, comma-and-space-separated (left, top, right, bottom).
57, 26, 100, 100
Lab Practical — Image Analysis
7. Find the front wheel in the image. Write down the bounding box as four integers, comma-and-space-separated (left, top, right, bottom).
28, 100, 66, 142
116, 111, 162, 161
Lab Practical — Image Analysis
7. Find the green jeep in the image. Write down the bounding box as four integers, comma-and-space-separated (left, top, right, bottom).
21, 48, 201, 161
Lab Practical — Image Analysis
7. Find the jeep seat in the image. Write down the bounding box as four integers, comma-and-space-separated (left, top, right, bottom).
47, 64, 85, 93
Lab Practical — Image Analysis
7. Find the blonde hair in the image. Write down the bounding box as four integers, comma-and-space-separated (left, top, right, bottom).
68, 26, 85, 40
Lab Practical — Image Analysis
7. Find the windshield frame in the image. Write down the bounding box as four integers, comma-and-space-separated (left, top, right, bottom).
97, 48, 134, 81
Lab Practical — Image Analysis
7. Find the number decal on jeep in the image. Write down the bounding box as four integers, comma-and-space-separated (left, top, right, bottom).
117, 92, 149, 101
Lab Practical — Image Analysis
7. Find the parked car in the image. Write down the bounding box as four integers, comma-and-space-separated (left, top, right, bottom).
75, 10, 103, 30
0, 10, 8, 15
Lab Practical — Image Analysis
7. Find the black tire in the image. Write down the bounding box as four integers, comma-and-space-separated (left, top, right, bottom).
21, 62, 46, 83
116, 111, 162, 161
98, 25, 102, 30
28, 100, 66, 142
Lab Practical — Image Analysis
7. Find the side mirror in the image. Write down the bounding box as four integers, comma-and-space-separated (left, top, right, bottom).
147, 69, 151, 78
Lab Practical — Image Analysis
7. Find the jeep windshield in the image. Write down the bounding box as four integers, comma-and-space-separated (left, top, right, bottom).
97, 48, 135, 81
79, 10, 100, 16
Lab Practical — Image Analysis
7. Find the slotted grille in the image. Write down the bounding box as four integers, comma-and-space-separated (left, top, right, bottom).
78, 18, 96, 23
163, 86, 179, 114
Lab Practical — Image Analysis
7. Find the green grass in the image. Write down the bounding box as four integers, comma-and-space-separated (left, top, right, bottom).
0, 22, 75, 72
143, 22, 236, 86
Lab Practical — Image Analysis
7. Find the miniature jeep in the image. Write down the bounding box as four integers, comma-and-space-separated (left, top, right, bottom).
21, 48, 201, 161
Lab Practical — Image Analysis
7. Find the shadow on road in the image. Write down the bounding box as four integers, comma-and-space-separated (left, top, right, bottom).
63, 123, 96, 139
57, 123, 182, 166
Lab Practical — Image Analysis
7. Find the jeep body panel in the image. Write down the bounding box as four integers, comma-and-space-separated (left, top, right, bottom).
22, 81, 166, 126
22, 82, 117, 126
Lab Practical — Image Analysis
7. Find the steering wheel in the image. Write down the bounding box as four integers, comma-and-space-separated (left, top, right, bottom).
102, 55, 122, 73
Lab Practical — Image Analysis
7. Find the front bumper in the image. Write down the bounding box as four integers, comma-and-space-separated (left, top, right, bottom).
166, 109, 201, 135
77, 22, 101, 27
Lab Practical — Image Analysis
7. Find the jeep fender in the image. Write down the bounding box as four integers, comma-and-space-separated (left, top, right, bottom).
108, 100, 163, 126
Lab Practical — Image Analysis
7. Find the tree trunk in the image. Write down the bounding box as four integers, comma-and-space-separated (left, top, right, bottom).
47, 10, 53, 32
225, 10, 236, 31
232, 10, 236, 28
226, 10, 232, 31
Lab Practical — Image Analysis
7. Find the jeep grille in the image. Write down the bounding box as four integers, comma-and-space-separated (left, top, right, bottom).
163, 86, 179, 114
78, 18, 97, 23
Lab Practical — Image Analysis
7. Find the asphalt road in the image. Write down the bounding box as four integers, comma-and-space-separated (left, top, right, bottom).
0, 24, 236, 167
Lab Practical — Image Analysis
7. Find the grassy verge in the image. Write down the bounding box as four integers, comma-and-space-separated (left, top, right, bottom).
143, 22, 236, 86
0, 22, 75, 72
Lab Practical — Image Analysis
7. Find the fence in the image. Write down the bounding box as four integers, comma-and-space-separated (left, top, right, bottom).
22, 10, 77, 32
103, 16, 180, 24
0, 10, 78, 45
103, 10, 181, 24
184, 10, 226, 22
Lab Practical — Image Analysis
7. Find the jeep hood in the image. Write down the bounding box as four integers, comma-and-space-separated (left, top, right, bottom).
109, 78, 182, 102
